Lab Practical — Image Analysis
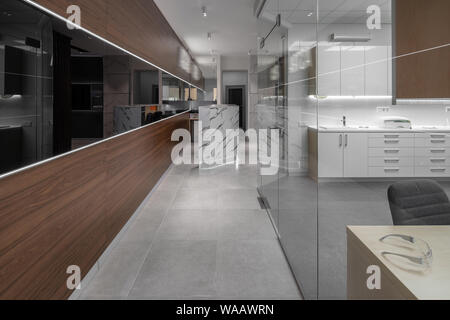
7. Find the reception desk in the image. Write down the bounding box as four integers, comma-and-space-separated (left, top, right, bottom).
198, 104, 239, 169
347, 226, 450, 300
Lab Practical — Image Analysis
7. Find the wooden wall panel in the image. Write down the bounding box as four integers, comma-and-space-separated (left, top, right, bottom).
31, 0, 204, 88
0, 113, 189, 299
396, 0, 450, 99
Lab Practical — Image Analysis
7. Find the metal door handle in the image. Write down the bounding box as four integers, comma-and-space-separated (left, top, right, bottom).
339, 134, 343, 147
345, 134, 348, 147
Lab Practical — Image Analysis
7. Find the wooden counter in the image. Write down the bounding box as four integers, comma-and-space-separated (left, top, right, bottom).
348, 226, 450, 300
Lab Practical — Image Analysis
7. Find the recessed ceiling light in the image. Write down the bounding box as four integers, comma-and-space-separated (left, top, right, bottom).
202, 6, 207, 17
307, 12, 313, 17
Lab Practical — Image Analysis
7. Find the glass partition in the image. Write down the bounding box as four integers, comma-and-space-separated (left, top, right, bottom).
256, 0, 319, 299
0, 0, 200, 177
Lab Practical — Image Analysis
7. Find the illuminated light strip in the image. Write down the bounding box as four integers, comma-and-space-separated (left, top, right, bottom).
21, 0, 205, 92
308, 95, 392, 100
0, 109, 191, 181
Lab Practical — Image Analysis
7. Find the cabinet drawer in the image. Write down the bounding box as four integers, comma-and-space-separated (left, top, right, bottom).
415, 157, 450, 166
415, 133, 450, 139
415, 167, 450, 177
369, 133, 415, 139
368, 138, 414, 148
415, 137, 450, 147
415, 147, 450, 157
369, 157, 414, 167
368, 148, 414, 157
369, 167, 414, 177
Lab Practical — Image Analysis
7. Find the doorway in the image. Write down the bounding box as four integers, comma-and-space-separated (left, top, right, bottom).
226, 85, 246, 129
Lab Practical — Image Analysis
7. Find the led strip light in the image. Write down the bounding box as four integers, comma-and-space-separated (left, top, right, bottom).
21, 0, 205, 92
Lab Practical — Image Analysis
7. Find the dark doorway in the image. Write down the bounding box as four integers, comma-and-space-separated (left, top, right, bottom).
226, 86, 246, 129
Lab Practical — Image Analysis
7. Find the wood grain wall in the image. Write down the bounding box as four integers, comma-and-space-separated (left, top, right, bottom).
0, 113, 189, 299
30, 0, 204, 88
395, 0, 450, 99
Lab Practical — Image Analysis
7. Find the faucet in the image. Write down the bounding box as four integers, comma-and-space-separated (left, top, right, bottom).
342, 116, 347, 127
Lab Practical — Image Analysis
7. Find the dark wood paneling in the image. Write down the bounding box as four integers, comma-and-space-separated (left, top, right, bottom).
396, 0, 450, 99
0, 113, 189, 299
31, 0, 204, 88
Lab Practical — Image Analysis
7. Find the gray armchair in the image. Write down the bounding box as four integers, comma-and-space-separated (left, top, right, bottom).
388, 180, 450, 225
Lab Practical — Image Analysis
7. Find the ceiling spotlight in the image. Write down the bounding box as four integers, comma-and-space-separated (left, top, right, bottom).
207, 32, 212, 41
307, 12, 313, 17
202, 6, 207, 17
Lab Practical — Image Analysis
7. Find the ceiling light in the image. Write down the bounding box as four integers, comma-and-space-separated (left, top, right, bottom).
202, 6, 207, 17
307, 12, 313, 17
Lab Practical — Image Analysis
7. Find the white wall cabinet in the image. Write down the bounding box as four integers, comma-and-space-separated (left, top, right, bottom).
316, 45, 391, 97
317, 46, 340, 96
365, 46, 389, 96
341, 48, 365, 96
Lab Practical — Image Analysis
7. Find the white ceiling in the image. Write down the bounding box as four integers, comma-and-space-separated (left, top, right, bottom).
155, 0, 392, 77
154, 0, 275, 78
263, 0, 391, 24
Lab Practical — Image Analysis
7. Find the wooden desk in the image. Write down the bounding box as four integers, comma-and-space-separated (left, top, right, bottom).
348, 226, 450, 300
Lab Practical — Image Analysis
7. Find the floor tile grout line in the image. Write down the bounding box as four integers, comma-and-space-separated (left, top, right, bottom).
125, 165, 189, 298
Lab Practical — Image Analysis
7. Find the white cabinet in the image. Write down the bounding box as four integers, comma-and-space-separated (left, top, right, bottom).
316, 45, 392, 97
344, 133, 368, 177
365, 46, 389, 96
318, 132, 344, 177
341, 47, 365, 96
313, 130, 450, 179
318, 132, 368, 178
317, 46, 340, 96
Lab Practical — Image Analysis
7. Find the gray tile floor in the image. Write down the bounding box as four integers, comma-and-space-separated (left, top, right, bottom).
78, 163, 301, 300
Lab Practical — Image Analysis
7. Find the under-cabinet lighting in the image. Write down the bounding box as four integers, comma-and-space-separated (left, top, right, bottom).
309, 95, 392, 100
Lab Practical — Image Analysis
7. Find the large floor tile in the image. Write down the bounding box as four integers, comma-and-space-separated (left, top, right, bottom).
142, 190, 177, 213
120, 212, 165, 244
217, 189, 261, 210
79, 242, 149, 298
172, 188, 218, 210
157, 210, 219, 241
217, 210, 276, 240
129, 240, 217, 299
215, 240, 301, 299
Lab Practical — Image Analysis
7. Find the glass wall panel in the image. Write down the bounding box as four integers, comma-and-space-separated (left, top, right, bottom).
257, 0, 319, 299
316, 0, 393, 299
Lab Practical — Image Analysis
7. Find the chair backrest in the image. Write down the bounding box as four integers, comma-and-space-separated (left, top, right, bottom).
388, 180, 450, 225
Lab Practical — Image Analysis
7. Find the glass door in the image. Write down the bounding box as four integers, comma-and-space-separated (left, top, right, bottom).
256, 27, 285, 233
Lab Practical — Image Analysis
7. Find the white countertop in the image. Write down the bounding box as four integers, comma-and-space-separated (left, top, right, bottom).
309, 126, 450, 133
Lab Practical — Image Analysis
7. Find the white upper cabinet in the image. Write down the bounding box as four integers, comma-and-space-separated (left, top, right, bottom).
317, 46, 341, 96
341, 47, 365, 96
316, 45, 392, 97
365, 46, 389, 96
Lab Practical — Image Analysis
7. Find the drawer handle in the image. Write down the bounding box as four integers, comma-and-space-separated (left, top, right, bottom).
384, 149, 400, 153
384, 159, 400, 163
431, 139, 446, 143
430, 149, 446, 153
430, 158, 446, 163
385, 135, 399, 139
430, 135, 446, 139
431, 168, 446, 172
384, 139, 400, 144
384, 168, 400, 172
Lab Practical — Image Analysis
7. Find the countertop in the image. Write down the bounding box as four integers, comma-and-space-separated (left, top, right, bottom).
309, 126, 450, 133
348, 226, 450, 300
